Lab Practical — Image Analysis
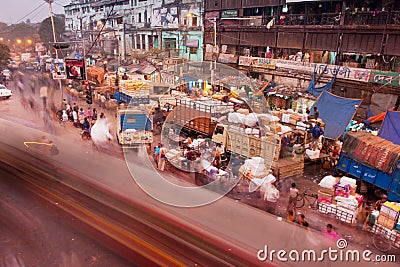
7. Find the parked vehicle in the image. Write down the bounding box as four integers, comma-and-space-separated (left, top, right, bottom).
172, 98, 280, 161
2, 69, 12, 81
116, 107, 153, 148
0, 84, 12, 99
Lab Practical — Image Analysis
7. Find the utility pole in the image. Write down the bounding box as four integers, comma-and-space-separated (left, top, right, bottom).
45, 0, 62, 101
46, 0, 58, 59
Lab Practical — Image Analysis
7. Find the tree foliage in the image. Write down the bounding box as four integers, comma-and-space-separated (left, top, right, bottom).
38, 15, 65, 51
0, 44, 11, 67
0, 22, 37, 45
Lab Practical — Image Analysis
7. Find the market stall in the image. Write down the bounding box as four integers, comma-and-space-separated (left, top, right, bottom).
317, 176, 363, 225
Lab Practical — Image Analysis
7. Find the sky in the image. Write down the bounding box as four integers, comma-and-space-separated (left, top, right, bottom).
0, 0, 66, 25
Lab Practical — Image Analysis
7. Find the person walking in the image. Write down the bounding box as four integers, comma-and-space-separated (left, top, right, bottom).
82, 117, 91, 134
287, 182, 299, 214
313, 106, 319, 120
78, 108, 86, 130
264, 182, 280, 214
231, 155, 241, 178
153, 143, 161, 166
186, 148, 195, 172
307, 122, 324, 150
92, 108, 98, 125
87, 106, 93, 118
158, 144, 167, 171
100, 94, 106, 109
72, 109, 78, 127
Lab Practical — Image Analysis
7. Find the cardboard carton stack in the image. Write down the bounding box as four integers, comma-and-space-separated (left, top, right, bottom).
378, 202, 400, 230
317, 176, 362, 224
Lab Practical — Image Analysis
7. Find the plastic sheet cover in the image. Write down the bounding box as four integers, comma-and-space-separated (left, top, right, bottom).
378, 110, 400, 145
310, 91, 362, 139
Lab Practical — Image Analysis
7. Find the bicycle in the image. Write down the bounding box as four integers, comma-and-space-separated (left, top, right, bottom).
296, 188, 318, 209
372, 225, 392, 252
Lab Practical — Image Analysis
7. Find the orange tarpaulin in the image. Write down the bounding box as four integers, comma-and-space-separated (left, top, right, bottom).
366, 108, 395, 124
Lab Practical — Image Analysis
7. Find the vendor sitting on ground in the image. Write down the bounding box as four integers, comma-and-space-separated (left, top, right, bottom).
374, 195, 388, 211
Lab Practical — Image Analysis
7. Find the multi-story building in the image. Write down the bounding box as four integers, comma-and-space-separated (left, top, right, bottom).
64, 0, 204, 62
203, 0, 400, 103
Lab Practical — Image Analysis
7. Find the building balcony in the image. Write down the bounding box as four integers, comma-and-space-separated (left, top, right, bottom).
219, 10, 400, 29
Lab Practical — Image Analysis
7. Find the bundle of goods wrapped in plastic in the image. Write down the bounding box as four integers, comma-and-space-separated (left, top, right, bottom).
119, 79, 150, 91
240, 157, 268, 179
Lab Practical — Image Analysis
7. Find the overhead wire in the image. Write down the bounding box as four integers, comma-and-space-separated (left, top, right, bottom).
86, 0, 119, 56
14, 2, 47, 24
0, 3, 47, 35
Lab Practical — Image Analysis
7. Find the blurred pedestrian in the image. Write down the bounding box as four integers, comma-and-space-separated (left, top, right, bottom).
158, 144, 167, 171
287, 183, 299, 214
92, 108, 98, 125
153, 143, 161, 166
296, 214, 309, 228
231, 155, 241, 178
87, 106, 93, 118
264, 182, 280, 214
100, 94, 106, 109
78, 108, 85, 129
286, 211, 295, 222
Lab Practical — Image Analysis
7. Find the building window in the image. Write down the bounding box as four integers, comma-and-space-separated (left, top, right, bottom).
136, 35, 141, 49
138, 13, 142, 23
164, 38, 176, 50
188, 47, 197, 54
192, 17, 198, 26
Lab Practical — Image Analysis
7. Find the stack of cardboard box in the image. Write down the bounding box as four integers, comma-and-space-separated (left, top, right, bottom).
378, 202, 400, 230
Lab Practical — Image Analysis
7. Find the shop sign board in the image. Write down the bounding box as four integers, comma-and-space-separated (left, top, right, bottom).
52, 59, 66, 80
221, 9, 238, 18
238, 56, 276, 69
369, 71, 400, 87
218, 53, 238, 64
275, 59, 312, 72
65, 59, 85, 80
275, 59, 372, 83
313, 63, 372, 83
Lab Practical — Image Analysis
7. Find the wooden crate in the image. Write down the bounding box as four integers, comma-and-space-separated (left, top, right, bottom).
272, 157, 304, 179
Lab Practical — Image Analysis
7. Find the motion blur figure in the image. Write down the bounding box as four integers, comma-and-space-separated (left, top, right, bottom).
91, 113, 113, 151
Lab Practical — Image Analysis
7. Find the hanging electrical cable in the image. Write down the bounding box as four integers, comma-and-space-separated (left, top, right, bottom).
85, 0, 119, 56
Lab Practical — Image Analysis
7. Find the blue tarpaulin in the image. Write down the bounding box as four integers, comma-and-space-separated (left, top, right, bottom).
310, 91, 362, 140
306, 73, 336, 97
378, 110, 400, 145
